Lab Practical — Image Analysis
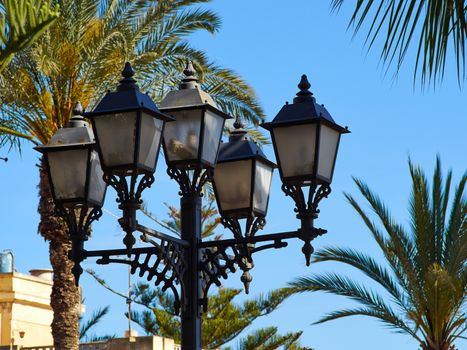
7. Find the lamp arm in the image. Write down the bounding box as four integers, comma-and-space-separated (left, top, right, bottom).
84, 243, 186, 314
199, 229, 300, 311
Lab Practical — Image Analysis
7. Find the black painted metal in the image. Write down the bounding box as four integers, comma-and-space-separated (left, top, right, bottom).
180, 195, 202, 350
281, 182, 330, 265
55, 205, 103, 285
104, 171, 155, 255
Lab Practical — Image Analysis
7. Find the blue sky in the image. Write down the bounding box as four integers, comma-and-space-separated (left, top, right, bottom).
0, 1, 466, 349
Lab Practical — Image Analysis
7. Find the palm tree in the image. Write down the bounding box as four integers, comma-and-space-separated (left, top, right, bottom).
0, 0, 59, 71
80, 305, 116, 342
331, 1, 467, 85
0, 1, 264, 349
290, 158, 466, 350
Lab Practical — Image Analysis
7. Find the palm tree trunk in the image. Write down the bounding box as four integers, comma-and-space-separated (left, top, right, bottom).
38, 158, 80, 350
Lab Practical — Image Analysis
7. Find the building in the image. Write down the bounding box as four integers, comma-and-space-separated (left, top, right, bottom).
0, 266, 54, 348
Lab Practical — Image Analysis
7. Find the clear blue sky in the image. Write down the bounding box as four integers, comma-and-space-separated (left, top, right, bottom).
0, 1, 466, 349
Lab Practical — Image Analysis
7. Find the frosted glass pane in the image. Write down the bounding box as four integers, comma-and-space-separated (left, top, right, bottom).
273, 124, 317, 178
202, 110, 224, 165
253, 162, 273, 214
88, 151, 106, 206
138, 113, 164, 170
93, 112, 136, 167
214, 160, 252, 211
317, 124, 340, 182
163, 110, 202, 162
48, 149, 88, 200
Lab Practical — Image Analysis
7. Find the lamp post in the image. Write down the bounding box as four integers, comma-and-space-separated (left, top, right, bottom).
37, 62, 349, 350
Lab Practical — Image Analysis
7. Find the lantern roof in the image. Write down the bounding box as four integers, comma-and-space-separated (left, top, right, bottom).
159, 61, 229, 119
87, 62, 173, 121
36, 102, 95, 152
217, 118, 276, 168
262, 75, 349, 133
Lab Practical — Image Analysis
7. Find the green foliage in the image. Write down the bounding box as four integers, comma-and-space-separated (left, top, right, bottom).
289, 158, 466, 350
0, 0, 265, 150
79, 305, 116, 342
129, 284, 300, 349
332, 0, 467, 85
224, 327, 312, 350
0, 0, 59, 71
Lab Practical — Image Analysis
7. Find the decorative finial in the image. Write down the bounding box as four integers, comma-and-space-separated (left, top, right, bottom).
72, 101, 83, 115
241, 271, 253, 294
122, 62, 135, 78
233, 115, 244, 129
184, 60, 196, 77
179, 60, 199, 89
229, 116, 247, 142
118, 62, 139, 91
68, 101, 88, 128
293, 74, 314, 103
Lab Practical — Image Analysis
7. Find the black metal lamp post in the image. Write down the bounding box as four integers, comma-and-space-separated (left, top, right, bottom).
38, 64, 349, 350
262, 74, 350, 264
85, 62, 174, 254
212, 117, 276, 293
35, 103, 107, 282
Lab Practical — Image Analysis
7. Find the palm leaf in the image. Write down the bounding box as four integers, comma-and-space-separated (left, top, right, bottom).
331, 0, 467, 85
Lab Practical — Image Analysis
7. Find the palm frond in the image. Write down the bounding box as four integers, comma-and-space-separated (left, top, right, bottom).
331, 0, 467, 85
80, 305, 111, 340
312, 247, 409, 311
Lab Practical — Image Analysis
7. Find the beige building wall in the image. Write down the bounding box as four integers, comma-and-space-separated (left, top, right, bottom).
0, 272, 53, 347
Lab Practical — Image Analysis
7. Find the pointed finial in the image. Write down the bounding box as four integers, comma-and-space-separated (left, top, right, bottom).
229, 115, 247, 142
72, 101, 83, 115
302, 241, 314, 266
184, 60, 196, 77
68, 101, 88, 128
118, 62, 139, 91
179, 60, 199, 89
233, 115, 244, 129
293, 74, 314, 103
122, 62, 135, 78
241, 271, 253, 294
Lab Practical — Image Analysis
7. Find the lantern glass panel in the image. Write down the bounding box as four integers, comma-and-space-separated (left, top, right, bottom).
48, 149, 89, 200
163, 109, 202, 162
138, 112, 164, 170
317, 124, 340, 182
88, 150, 106, 205
201, 110, 224, 165
93, 112, 137, 167
253, 161, 273, 214
273, 124, 317, 178
214, 159, 252, 211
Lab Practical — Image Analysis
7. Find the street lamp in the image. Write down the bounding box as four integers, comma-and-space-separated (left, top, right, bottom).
212, 117, 276, 293
38, 63, 349, 350
35, 103, 107, 282
85, 62, 173, 253
262, 74, 350, 264
160, 61, 230, 172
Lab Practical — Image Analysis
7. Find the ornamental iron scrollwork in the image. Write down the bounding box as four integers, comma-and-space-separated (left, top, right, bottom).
199, 216, 294, 310
281, 182, 331, 265
199, 234, 288, 312
91, 235, 186, 314
55, 205, 103, 285
281, 182, 331, 216
103, 171, 155, 253
167, 166, 213, 197
219, 216, 266, 292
